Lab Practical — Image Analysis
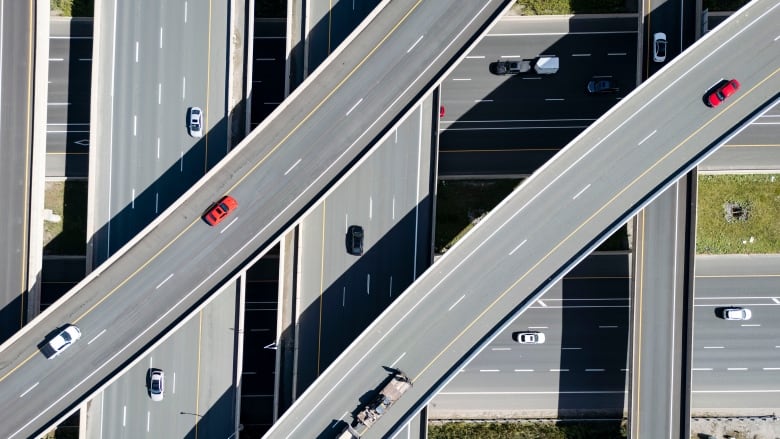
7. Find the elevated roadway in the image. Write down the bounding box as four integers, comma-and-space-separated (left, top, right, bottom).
630, 173, 696, 439
0, 0, 513, 437
0, 0, 36, 341
264, 0, 780, 437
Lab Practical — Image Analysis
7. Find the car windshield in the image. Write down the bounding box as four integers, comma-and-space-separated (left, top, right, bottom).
61, 332, 71, 343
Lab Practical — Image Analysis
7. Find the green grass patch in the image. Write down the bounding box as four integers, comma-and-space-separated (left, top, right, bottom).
436, 180, 522, 253
703, 0, 750, 11
513, 0, 630, 15
50, 0, 93, 17
429, 420, 627, 439
696, 174, 780, 254
44, 181, 87, 255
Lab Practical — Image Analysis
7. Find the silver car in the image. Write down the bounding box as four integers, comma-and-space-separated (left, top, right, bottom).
149, 370, 165, 401
653, 32, 667, 63
188, 107, 203, 137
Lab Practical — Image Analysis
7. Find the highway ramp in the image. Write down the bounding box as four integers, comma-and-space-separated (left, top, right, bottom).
264, 0, 780, 437
0, 0, 514, 437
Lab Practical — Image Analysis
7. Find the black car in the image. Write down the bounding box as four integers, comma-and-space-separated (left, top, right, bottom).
347, 225, 364, 256
586, 78, 620, 94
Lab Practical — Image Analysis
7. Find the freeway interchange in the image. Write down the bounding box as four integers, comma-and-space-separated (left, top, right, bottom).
0, 0, 779, 438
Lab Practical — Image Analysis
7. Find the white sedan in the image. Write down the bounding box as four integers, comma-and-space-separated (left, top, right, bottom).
723, 307, 751, 320
188, 107, 203, 137
45, 325, 81, 359
513, 331, 545, 344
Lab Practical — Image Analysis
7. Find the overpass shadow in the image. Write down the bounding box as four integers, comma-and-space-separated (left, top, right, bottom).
439, 16, 638, 177
434, 13, 636, 429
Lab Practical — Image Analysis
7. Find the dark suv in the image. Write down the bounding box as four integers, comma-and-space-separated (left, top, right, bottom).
587, 78, 620, 94
347, 225, 364, 256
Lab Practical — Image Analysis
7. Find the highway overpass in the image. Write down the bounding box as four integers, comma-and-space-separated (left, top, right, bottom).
263, 0, 780, 437
0, 0, 513, 437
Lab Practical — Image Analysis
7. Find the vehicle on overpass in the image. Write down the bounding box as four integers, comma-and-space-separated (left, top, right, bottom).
705, 78, 740, 107
42, 325, 81, 359
339, 370, 412, 437
203, 195, 238, 226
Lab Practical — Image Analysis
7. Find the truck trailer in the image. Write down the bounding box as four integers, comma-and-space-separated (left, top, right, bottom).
338, 370, 413, 437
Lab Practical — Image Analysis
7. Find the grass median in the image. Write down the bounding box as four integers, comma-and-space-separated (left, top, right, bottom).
429, 420, 627, 438
44, 181, 87, 255
697, 174, 780, 254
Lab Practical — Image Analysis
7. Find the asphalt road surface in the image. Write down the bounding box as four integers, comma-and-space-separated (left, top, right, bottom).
46, 18, 92, 178
90, 0, 229, 263
692, 254, 780, 411
90, 282, 238, 439
0, 0, 34, 342
439, 15, 637, 177
630, 178, 692, 439
251, 19, 286, 127
703, 101, 780, 171
265, 1, 780, 436
430, 254, 631, 418
295, 98, 436, 393
0, 1, 513, 436
431, 255, 780, 417
306, 0, 380, 77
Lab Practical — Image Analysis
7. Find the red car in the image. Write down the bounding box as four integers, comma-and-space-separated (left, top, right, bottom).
706, 79, 740, 107
203, 195, 238, 226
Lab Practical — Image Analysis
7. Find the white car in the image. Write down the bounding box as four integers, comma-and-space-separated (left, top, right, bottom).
188, 107, 203, 137
149, 370, 165, 402
723, 307, 751, 320
45, 325, 81, 359
513, 331, 545, 344
653, 32, 667, 63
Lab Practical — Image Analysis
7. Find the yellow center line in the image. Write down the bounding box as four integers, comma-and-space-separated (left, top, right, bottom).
414, 67, 780, 382
20, 0, 34, 329
1, 0, 424, 384
223, 0, 424, 194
